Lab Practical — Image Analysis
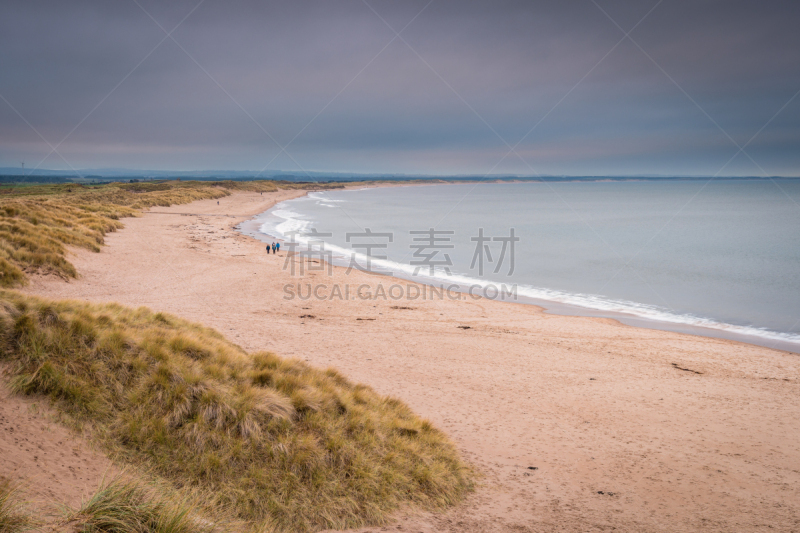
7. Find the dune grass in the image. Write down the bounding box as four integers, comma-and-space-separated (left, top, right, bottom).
0, 180, 343, 288
0, 291, 472, 532
69, 477, 220, 533
0, 478, 38, 533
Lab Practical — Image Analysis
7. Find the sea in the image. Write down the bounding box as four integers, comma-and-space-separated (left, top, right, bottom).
241, 180, 800, 353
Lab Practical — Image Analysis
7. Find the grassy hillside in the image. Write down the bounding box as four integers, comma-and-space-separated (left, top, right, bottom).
0, 180, 342, 288
0, 291, 472, 531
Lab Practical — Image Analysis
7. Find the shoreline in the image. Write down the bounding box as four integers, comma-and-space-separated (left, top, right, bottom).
17, 189, 800, 532
243, 186, 800, 356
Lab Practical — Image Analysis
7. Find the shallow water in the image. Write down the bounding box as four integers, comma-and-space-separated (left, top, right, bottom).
250, 180, 800, 351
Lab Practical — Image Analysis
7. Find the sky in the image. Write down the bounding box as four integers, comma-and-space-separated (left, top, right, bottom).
1, 0, 799, 177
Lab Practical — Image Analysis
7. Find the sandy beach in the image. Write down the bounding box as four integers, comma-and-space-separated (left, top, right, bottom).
15, 188, 800, 532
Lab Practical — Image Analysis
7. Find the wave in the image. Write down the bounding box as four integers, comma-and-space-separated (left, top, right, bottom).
257, 197, 800, 348
307, 191, 344, 207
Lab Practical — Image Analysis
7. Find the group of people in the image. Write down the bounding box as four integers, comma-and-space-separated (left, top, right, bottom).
266, 241, 280, 254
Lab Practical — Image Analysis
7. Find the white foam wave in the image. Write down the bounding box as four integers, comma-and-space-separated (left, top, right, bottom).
261, 206, 312, 238
258, 199, 800, 347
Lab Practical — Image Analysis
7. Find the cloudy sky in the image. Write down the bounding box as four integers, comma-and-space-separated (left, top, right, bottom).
1, 0, 798, 176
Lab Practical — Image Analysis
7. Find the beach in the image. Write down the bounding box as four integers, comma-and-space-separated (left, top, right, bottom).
18, 188, 800, 532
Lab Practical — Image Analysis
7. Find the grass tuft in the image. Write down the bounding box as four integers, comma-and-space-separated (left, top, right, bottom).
69, 477, 219, 533
0, 478, 38, 533
0, 291, 472, 531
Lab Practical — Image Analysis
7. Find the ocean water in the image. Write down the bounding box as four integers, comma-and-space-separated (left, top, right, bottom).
248, 180, 800, 350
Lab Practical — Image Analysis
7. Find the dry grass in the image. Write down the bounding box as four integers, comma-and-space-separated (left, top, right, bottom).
0, 180, 343, 288
0, 291, 472, 532
0, 478, 38, 533
68, 477, 221, 533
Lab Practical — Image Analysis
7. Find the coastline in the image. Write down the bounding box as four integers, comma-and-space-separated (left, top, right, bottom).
244, 185, 800, 355
18, 189, 800, 532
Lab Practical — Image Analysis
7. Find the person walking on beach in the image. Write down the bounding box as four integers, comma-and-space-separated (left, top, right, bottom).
266, 244, 270, 254
272, 242, 277, 254
276, 242, 280, 252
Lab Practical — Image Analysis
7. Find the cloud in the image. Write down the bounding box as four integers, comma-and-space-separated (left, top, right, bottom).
0, 0, 798, 175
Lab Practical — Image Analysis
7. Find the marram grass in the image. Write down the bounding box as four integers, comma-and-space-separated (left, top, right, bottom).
69, 477, 221, 533
0, 478, 38, 533
0, 180, 343, 288
0, 291, 472, 532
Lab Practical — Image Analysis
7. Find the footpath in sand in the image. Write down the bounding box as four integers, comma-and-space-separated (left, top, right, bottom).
17, 190, 800, 532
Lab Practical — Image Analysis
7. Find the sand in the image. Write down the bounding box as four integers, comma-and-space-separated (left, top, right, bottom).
10, 189, 800, 532
0, 380, 117, 518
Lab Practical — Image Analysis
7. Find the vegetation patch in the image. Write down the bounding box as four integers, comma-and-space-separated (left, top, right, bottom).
68, 477, 219, 533
0, 291, 472, 531
0, 478, 38, 533
0, 180, 343, 288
